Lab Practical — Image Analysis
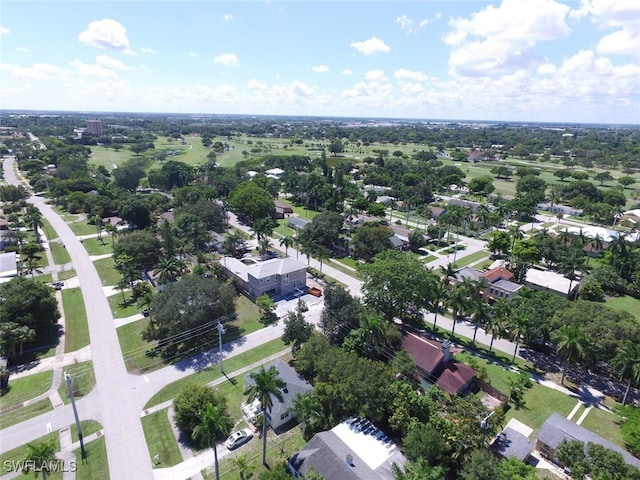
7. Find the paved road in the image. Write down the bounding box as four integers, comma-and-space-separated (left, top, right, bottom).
2, 156, 154, 478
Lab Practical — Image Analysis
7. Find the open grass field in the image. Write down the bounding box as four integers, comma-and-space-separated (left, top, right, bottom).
0, 433, 62, 480
62, 287, 90, 352
142, 410, 183, 468
50, 240, 71, 264
93, 257, 119, 286
69, 222, 98, 237
58, 361, 96, 404
117, 318, 156, 374
82, 237, 113, 256
0, 398, 53, 429
107, 291, 141, 319
579, 407, 625, 448
0, 370, 52, 410
145, 338, 288, 408
75, 436, 109, 480
88, 145, 135, 171
606, 295, 640, 321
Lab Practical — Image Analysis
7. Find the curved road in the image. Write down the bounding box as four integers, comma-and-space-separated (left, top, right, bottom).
2, 156, 153, 479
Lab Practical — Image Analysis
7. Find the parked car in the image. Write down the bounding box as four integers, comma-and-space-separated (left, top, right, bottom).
225, 429, 253, 450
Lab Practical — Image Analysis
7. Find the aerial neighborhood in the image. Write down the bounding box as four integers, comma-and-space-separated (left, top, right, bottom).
1, 113, 640, 480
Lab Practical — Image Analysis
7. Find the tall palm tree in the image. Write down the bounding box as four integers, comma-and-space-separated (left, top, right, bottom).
508, 224, 524, 253
430, 280, 448, 332
232, 454, 254, 480
608, 234, 629, 274
446, 284, 467, 339
291, 392, 322, 440
555, 324, 588, 385
154, 256, 186, 285
507, 314, 529, 363
315, 246, 330, 273
558, 250, 586, 299
470, 299, 490, 346
22, 438, 57, 480
279, 236, 294, 258
246, 366, 286, 466
586, 233, 604, 266
191, 403, 233, 480
439, 263, 456, 285
25, 205, 44, 244
611, 342, 640, 406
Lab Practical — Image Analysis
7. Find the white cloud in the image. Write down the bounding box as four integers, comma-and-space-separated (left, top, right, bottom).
78, 18, 132, 53
140, 47, 158, 54
574, 0, 640, 57
311, 65, 329, 73
0, 26, 10, 35
214, 53, 239, 67
223, 14, 234, 21
537, 63, 557, 75
444, 0, 571, 76
597, 28, 640, 56
350, 37, 390, 56
394, 69, 428, 82
96, 55, 132, 70
0, 62, 68, 80
16, 47, 29, 53
365, 70, 387, 81
70, 59, 118, 78
397, 13, 440, 34
341, 81, 393, 108
342, 69, 353, 75
187, 52, 201, 58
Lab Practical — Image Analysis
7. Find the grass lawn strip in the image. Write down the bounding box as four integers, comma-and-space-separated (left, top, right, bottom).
141, 410, 183, 468
107, 291, 140, 319
579, 406, 626, 448
69, 420, 103, 443
452, 250, 489, 269
58, 362, 96, 405
82, 237, 113, 256
50, 240, 71, 265
117, 318, 156, 374
0, 398, 53, 429
41, 218, 58, 241
62, 288, 90, 352
93, 257, 119, 286
0, 433, 62, 479
69, 222, 99, 236
0, 370, 52, 410
605, 295, 640, 321
74, 436, 109, 480
58, 269, 77, 281
145, 338, 288, 408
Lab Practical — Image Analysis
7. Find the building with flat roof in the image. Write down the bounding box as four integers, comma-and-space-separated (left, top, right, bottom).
0, 251, 18, 282
287, 416, 407, 480
524, 268, 578, 298
86, 119, 103, 136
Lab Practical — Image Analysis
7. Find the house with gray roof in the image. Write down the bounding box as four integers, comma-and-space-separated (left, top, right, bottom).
222, 256, 307, 301
536, 413, 640, 470
244, 359, 312, 432
287, 217, 311, 231
287, 416, 407, 480
492, 427, 534, 462
0, 252, 18, 282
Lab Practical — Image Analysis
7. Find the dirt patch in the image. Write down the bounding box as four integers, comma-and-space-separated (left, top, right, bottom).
480, 392, 503, 410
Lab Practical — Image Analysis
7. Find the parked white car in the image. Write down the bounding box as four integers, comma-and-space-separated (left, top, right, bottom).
225, 428, 253, 450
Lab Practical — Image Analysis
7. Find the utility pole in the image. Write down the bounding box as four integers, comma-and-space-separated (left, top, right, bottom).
65, 372, 86, 459
216, 322, 226, 373
481, 411, 494, 448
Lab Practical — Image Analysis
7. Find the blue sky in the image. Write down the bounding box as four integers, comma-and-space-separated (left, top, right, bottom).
1, 0, 639, 123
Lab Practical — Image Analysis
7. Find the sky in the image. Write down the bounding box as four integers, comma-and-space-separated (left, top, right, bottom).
1, 0, 639, 124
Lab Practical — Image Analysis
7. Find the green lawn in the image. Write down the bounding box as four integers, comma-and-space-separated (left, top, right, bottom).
452, 250, 489, 269
89, 145, 134, 170
580, 407, 625, 448
145, 338, 288, 408
324, 258, 360, 279
58, 268, 77, 281
117, 318, 157, 374
41, 218, 59, 241
69, 420, 103, 443
70, 222, 99, 236
50, 240, 71, 264
74, 436, 109, 480
0, 398, 53, 429
475, 259, 495, 270
0, 433, 62, 479
0, 370, 52, 410
141, 410, 183, 468
58, 362, 96, 404
62, 288, 90, 352
606, 295, 640, 321
93, 257, 119, 286
38, 273, 53, 285
107, 291, 141, 319
291, 205, 318, 220
82, 237, 113, 256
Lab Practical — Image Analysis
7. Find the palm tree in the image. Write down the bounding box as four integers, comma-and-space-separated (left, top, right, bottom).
191, 403, 233, 480
232, 454, 254, 480
246, 366, 286, 466
430, 281, 448, 332
586, 233, 604, 266
507, 314, 529, 363
610, 342, 640, 405
291, 392, 322, 440
22, 438, 57, 480
439, 263, 456, 285
279, 236, 294, 257
470, 299, 490, 346
507, 224, 524, 252
154, 256, 186, 285
555, 324, 587, 385
489, 298, 510, 353
608, 234, 629, 274
25, 205, 44, 244
558, 250, 586, 299
315, 246, 330, 273
446, 284, 467, 339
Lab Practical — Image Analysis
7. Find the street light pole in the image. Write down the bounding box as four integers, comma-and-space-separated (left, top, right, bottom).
216, 322, 226, 373
65, 372, 86, 459
481, 411, 495, 448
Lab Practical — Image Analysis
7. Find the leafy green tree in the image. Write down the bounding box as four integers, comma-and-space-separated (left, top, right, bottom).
192, 403, 233, 480
594, 171, 613, 186
402, 423, 447, 465
228, 182, 275, 224
154, 256, 187, 285
282, 310, 313, 352
468, 175, 495, 197
113, 163, 145, 192
351, 222, 394, 260
291, 392, 322, 440
459, 449, 500, 480
393, 458, 446, 480
231, 454, 255, 480
143, 275, 235, 358
497, 457, 536, 479
487, 231, 511, 257
319, 284, 363, 346
246, 366, 286, 466
0, 277, 59, 335
0, 322, 35, 358
298, 210, 344, 250
20, 242, 44, 278
256, 294, 277, 325
113, 229, 161, 269
118, 195, 152, 229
